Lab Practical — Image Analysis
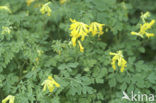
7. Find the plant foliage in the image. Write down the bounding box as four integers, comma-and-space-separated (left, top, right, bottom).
0, 0, 156, 103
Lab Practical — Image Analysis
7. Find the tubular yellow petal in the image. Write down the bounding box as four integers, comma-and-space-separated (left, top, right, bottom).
120, 58, 127, 72
2, 97, 9, 103
117, 57, 122, 66
131, 31, 144, 38
0, 6, 11, 13
81, 35, 85, 41
120, 67, 124, 72
53, 81, 60, 87
111, 56, 118, 70
2, 95, 15, 103
131, 31, 137, 35
145, 33, 155, 38
149, 20, 155, 26
43, 85, 47, 91
112, 60, 116, 70
9, 96, 15, 103
109, 52, 116, 55
78, 41, 84, 52
112, 64, 116, 70
72, 37, 77, 47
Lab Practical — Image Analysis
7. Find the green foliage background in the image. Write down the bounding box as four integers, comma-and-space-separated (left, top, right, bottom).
0, 0, 156, 103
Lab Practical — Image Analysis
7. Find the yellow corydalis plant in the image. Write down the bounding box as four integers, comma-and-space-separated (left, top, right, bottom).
69, 18, 89, 52
131, 20, 155, 38
1, 26, 11, 34
26, 0, 35, 6
2, 95, 15, 103
40, 2, 52, 16
41, 76, 60, 92
0, 6, 11, 13
89, 22, 105, 36
109, 50, 127, 72
131, 12, 155, 38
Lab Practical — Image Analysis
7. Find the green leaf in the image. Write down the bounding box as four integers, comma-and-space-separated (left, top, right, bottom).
147, 73, 156, 84
138, 47, 145, 53
120, 82, 127, 91
109, 78, 116, 87
96, 78, 104, 83
67, 62, 79, 68
127, 84, 134, 93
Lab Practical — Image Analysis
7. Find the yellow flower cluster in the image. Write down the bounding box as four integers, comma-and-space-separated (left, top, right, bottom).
69, 18, 89, 52
2, 95, 15, 103
40, 2, 52, 16
109, 50, 127, 72
131, 20, 155, 38
131, 12, 155, 38
41, 76, 60, 92
0, 6, 11, 13
26, 0, 35, 6
1, 26, 11, 34
89, 22, 105, 36
70, 18, 89, 44
69, 18, 104, 52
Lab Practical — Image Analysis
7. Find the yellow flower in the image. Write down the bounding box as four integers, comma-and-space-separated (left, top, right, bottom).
131, 19, 155, 38
140, 20, 155, 34
131, 31, 144, 38
1, 26, 11, 34
71, 37, 77, 47
109, 50, 127, 72
60, 0, 67, 4
78, 40, 84, 52
141, 12, 150, 23
2, 95, 15, 103
69, 18, 89, 46
41, 76, 60, 92
70, 18, 89, 41
145, 33, 155, 38
26, 0, 35, 6
69, 19, 105, 52
40, 2, 52, 16
0, 6, 11, 13
89, 22, 105, 36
